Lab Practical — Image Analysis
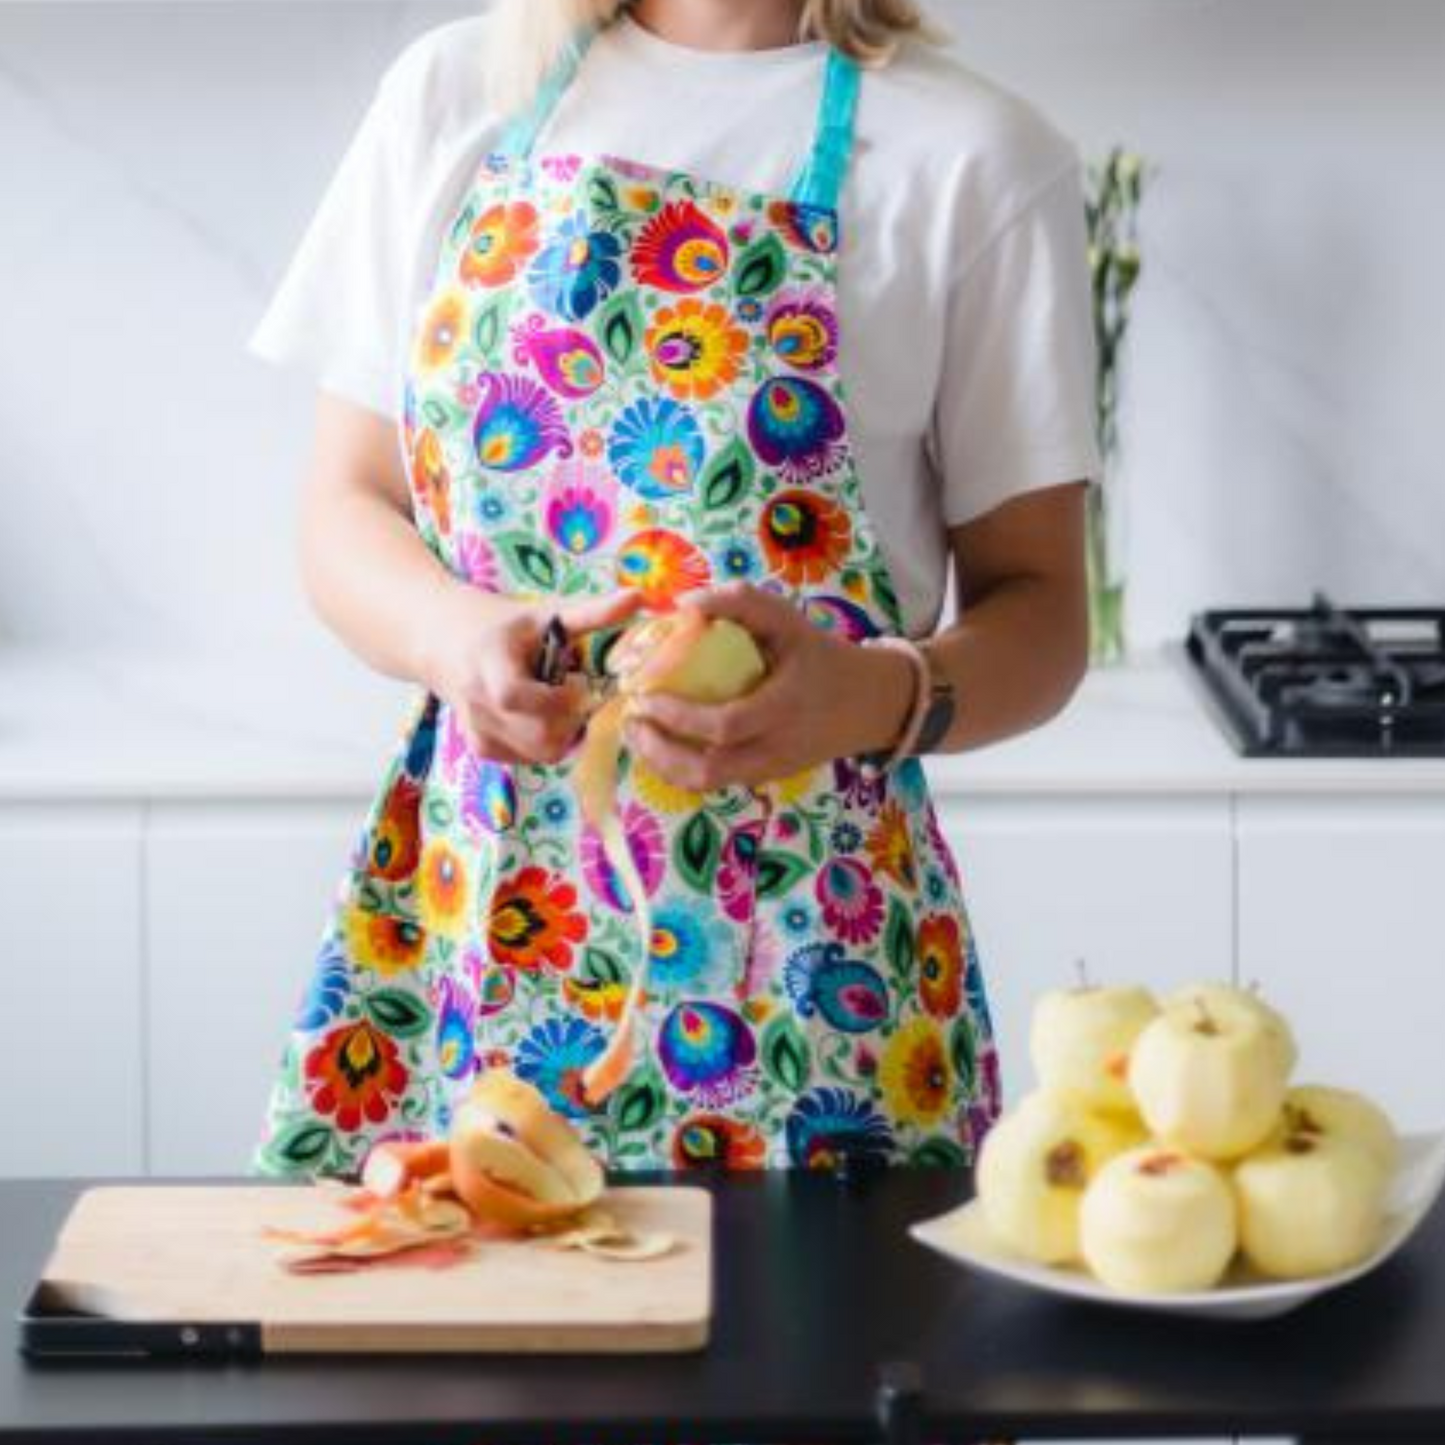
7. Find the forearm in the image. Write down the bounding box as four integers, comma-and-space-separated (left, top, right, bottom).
923, 571, 1089, 754
299, 483, 513, 690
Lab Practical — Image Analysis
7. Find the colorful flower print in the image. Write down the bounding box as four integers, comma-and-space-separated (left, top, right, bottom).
434, 975, 479, 1081
459, 200, 541, 287
607, 396, 704, 498
470, 372, 572, 473
460, 757, 517, 835
645, 298, 748, 401
648, 904, 731, 994
802, 593, 876, 642
766, 765, 827, 806
457, 532, 502, 591
880, 1016, 953, 1127
464, 947, 516, 1017
657, 1001, 757, 1105
815, 856, 885, 946
779, 900, 815, 940
402, 377, 418, 456
296, 949, 351, 1031
767, 199, 838, 254
488, 866, 588, 973
538, 790, 573, 828
783, 942, 889, 1034
580, 802, 665, 911
765, 290, 838, 371
716, 820, 763, 923
747, 377, 846, 482
894, 757, 928, 811
631, 756, 705, 814
672, 1114, 766, 1170
510, 314, 605, 398
631, 200, 730, 292
527, 213, 622, 321
439, 706, 469, 780
418, 837, 470, 937
368, 774, 421, 881
304, 1020, 409, 1132
832, 755, 889, 813
416, 288, 467, 372
410, 430, 453, 536
542, 459, 616, 556
514, 1016, 606, 1118
563, 970, 628, 1023
615, 528, 712, 610
866, 799, 917, 891
713, 539, 763, 583
342, 902, 426, 977
757, 491, 853, 586
785, 1087, 895, 1170
477, 491, 510, 525
917, 914, 963, 1019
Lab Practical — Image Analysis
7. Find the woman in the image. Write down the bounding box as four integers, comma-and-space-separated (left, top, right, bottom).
246, 0, 1099, 1181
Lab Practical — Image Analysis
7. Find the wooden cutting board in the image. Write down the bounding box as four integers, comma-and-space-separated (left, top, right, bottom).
36, 1184, 712, 1354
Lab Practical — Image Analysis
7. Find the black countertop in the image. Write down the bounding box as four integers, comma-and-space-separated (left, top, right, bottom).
4, 1167, 1445, 1444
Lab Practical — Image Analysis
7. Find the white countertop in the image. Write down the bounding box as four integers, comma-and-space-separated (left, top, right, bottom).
2, 644, 1444, 802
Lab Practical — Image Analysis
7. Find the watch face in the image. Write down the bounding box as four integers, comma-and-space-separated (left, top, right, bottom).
914, 685, 956, 756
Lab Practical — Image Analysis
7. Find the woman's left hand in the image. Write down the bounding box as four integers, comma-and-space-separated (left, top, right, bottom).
623, 582, 918, 792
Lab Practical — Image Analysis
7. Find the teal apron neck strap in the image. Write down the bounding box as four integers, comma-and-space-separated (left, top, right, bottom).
498, 20, 605, 161
788, 47, 862, 212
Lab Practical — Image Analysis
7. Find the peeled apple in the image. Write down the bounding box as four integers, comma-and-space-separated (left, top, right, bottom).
1162, 981, 1298, 1077
449, 1069, 604, 1231
575, 610, 768, 1106
1029, 983, 1159, 1116
1128, 984, 1293, 1160
1234, 1128, 1387, 1279
610, 611, 767, 712
1279, 1084, 1398, 1176
1079, 1147, 1238, 1294
975, 1089, 1146, 1265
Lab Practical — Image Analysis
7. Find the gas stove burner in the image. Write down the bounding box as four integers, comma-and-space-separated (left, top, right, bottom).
1185, 594, 1445, 757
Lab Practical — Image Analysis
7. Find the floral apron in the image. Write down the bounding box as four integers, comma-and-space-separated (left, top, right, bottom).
253, 18, 1003, 1183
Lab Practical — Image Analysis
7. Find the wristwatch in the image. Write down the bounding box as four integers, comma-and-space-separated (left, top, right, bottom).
857, 639, 958, 775
911, 642, 957, 756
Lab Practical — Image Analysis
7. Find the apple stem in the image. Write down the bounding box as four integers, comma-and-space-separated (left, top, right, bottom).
1192, 996, 1220, 1036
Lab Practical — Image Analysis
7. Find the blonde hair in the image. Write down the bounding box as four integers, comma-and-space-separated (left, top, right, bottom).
482, 0, 942, 116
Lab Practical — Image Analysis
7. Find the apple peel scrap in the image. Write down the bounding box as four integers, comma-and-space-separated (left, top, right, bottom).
544, 1209, 677, 1262
574, 611, 767, 1108
263, 1069, 675, 1273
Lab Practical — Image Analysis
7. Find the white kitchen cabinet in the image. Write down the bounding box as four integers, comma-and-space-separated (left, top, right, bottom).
0, 804, 145, 1176
937, 795, 1236, 1106
1238, 795, 1445, 1130
145, 800, 363, 1175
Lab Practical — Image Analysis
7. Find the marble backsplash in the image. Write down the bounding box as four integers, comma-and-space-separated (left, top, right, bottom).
1, 0, 1442, 674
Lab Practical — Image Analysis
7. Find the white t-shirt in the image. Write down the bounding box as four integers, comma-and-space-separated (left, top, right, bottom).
247, 7, 1102, 637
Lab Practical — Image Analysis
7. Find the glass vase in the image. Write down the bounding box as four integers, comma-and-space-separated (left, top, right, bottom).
1086, 464, 1126, 667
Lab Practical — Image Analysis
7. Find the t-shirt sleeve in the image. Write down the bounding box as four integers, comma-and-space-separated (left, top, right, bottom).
930, 159, 1104, 528
244, 47, 426, 421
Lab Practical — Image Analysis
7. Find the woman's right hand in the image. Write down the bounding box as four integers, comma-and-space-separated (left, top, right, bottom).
422, 585, 644, 765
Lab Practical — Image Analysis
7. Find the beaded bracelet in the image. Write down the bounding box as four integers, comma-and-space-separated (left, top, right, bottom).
857, 635, 930, 778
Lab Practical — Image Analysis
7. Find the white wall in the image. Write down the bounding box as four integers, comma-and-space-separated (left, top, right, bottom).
1, 0, 1442, 664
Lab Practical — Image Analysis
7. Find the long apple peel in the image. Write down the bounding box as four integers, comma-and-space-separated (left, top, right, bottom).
575, 612, 766, 1107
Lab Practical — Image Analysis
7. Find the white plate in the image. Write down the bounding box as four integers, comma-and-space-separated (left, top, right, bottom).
910, 1128, 1445, 1320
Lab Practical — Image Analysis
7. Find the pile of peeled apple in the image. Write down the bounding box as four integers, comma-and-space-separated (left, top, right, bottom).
975, 979, 1398, 1293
